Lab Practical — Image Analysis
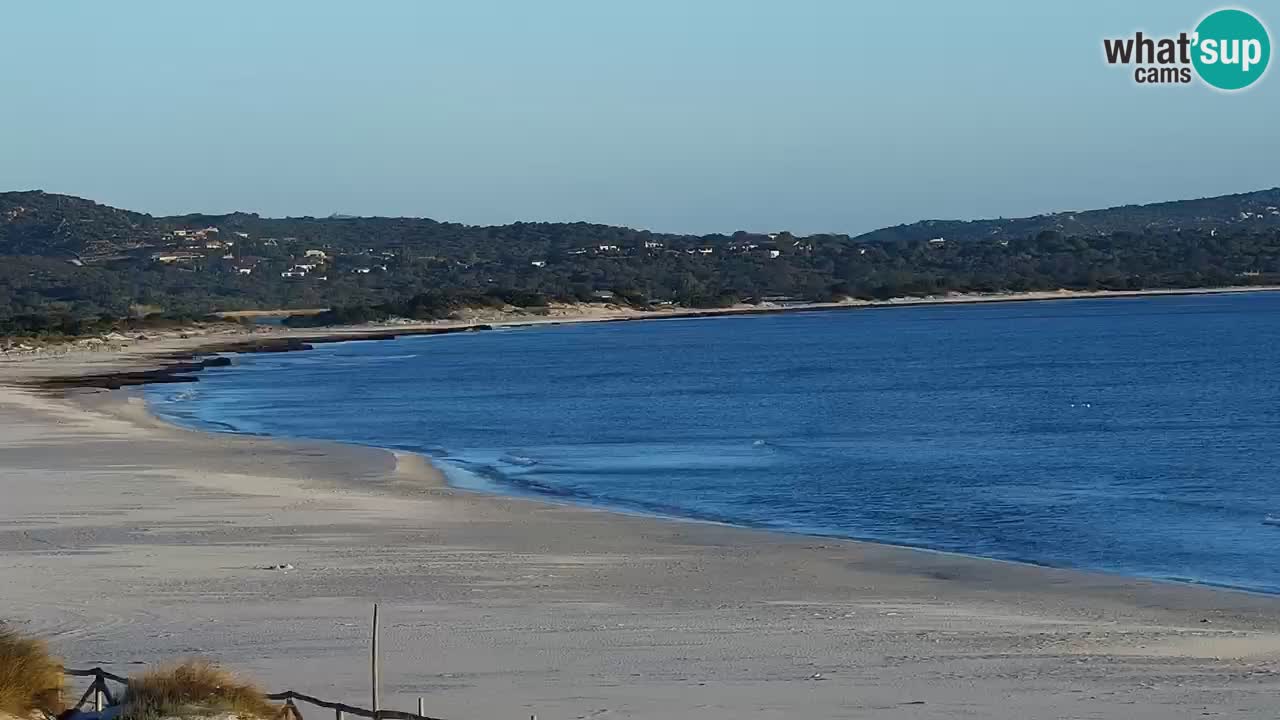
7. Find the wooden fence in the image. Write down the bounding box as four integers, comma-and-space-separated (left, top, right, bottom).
62, 668, 449, 720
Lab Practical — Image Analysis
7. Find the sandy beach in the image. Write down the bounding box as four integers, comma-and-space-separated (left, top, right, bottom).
7, 285, 1280, 365
4, 310, 1280, 719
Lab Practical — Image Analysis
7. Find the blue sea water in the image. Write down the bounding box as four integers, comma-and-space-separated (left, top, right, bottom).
146, 294, 1280, 593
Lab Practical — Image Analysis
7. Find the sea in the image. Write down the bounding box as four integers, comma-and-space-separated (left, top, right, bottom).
146, 293, 1280, 593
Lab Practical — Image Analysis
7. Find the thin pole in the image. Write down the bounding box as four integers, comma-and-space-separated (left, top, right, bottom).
417, 697, 424, 717
371, 603, 381, 714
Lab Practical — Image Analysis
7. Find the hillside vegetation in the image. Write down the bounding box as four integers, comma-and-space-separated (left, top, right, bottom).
122, 661, 276, 720
3, 188, 1280, 336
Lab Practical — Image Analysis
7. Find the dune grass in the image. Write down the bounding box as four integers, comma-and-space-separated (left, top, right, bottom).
0, 626, 64, 717
122, 660, 276, 720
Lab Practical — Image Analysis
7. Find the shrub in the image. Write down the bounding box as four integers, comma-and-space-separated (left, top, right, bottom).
0, 626, 64, 717
122, 660, 275, 720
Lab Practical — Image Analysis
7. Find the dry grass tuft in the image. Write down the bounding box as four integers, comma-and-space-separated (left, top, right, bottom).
0, 626, 64, 717
122, 660, 276, 720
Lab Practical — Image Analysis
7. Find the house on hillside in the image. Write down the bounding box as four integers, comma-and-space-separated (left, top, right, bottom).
171, 227, 219, 241
152, 251, 202, 263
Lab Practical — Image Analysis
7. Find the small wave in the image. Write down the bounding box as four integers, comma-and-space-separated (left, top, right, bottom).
499, 453, 539, 467
466, 463, 749, 524
1263, 515, 1280, 527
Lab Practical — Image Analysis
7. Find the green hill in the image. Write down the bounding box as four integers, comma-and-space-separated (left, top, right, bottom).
853, 188, 1280, 245
2, 187, 1279, 336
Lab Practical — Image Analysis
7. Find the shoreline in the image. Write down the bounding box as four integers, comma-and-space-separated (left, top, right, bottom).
5, 291, 1280, 717
157, 394, 1280, 601
32, 378, 1280, 613
10, 284, 1280, 391
78, 389, 1280, 600
19, 283, 1280, 595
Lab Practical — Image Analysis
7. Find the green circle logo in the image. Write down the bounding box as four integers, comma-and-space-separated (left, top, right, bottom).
1192, 8, 1270, 90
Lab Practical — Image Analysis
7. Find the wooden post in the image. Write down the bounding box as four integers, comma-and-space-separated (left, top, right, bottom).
335, 709, 343, 720
371, 603, 381, 715
416, 698, 424, 717
92, 674, 104, 712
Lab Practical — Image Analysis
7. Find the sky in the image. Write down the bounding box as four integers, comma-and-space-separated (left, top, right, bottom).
2, 1, 1277, 235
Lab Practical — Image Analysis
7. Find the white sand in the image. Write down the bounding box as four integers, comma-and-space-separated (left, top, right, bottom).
3, 337, 1280, 719
7, 285, 1280, 363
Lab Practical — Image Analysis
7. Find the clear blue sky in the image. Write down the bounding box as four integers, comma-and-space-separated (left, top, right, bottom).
2, 1, 1276, 234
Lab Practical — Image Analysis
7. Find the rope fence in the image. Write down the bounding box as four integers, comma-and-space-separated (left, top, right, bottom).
62, 668, 449, 720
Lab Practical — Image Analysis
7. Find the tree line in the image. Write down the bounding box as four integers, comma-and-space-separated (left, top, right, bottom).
2, 226, 1277, 337
2, 189, 1280, 337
